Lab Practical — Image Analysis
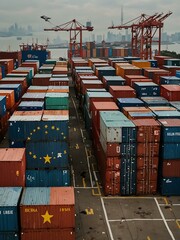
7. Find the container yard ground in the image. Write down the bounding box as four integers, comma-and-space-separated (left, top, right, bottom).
69, 81, 180, 240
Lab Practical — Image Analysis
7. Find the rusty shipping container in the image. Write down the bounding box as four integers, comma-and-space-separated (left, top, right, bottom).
162, 160, 180, 177
20, 187, 75, 230
0, 148, 26, 187
161, 85, 180, 101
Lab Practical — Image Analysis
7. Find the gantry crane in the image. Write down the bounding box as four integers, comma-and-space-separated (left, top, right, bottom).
41, 16, 94, 60
108, 12, 172, 59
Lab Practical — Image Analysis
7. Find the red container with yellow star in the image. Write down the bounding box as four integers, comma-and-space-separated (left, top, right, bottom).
20, 187, 75, 230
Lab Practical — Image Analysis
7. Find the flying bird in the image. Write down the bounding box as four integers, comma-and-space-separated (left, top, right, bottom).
41, 15, 51, 21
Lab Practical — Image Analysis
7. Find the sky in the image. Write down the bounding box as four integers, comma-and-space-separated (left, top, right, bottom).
0, 0, 179, 37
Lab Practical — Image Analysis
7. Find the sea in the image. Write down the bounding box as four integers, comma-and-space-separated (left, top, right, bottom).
0, 33, 180, 59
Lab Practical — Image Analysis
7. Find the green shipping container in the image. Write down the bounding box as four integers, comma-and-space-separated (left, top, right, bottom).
45, 93, 69, 110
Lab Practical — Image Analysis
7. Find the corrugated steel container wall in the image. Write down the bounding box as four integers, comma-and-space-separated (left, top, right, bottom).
120, 156, 136, 195
0, 90, 15, 110
134, 82, 160, 97
141, 96, 169, 107
158, 119, 180, 143
136, 142, 160, 156
0, 84, 22, 102
0, 187, 22, 231
0, 96, 6, 117
162, 160, 180, 177
161, 85, 180, 101
17, 101, 44, 111
26, 141, 69, 169
26, 169, 70, 187
45, 93, 69, 110
21, 92, 46, 101
127, 111, 155, 120
116, 98, 144, 110
20, 187, 75, 229
99, 133, 120, 157
160, 76, 180, 85
0, 232, 19, 240
109, 86, 136, 100
0, 148, 26, 187
161, 143, 180, 159
22, 50, 49, 66
132, 119, 161, 143
20, 229, 75, 240
137, 156, 159, 169
160, 177, 180, 195
136, 181, 157, 195
153, 110, 180, 119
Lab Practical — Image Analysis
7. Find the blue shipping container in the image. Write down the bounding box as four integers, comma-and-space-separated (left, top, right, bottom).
0, 96, 6, 117
26, 141, 69, 169
22, 50, 49, 66
141, 97, 169, 106
134, 82, 160, 97
0, 84, 22, 102
26, 169, 70, 187
17, 101, 44, 111
0, 232, 19, 240
0, 187, 22, 232
116, 98, 144, 110
160, 177, 180, 196
161, 143, 180, 159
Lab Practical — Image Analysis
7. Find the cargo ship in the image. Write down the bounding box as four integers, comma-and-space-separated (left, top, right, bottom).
0, 45, 180, 240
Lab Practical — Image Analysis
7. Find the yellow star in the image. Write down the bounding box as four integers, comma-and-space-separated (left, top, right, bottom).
56, 128, 60, 131
51, 126, 55, 130
37, 127, 41, 130
61, 132, 64, 135
44, 125, 48, 129
33, 129, 36, 132
30, 133, 32, 135
27, 137, 31, 141
45, 131, 48, 134
29, 152, 32, 155
64, 150, 67, 154
41, 210, 53, 224
43, 154, 52, 164
33, 155, 37, 159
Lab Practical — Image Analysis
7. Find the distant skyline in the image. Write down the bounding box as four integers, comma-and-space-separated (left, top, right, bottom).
0, 0, 179, 39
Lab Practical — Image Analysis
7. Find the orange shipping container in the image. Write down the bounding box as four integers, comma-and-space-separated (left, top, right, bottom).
0, 89, 15, 109
0, 148, 26, 187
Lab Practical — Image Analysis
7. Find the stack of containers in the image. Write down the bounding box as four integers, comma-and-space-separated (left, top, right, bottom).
0, 148, 26, 187
8, 110, 70, 187
99, 111, 137, 195
132, 119, 161, 195
45, 92, 69, 110
0, 95, 7, 141
158, 119, 180, 195
20, 187, 75, 240
0, 187, 22, 240
161, 85, 180, 101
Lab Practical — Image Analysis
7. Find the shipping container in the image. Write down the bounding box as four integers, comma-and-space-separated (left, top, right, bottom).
109, 86, 136, 100
21, 92, 46, 102
20, 229, 75, 240
17, 101, 44, 111
170, 101, 180, 111
161, 143, 180, 159
134, 82, 160, 97
141, 96, 169, 107
161, 85, 180, 101
160, 177, 180, 196
32, 74, 51, 86
0, 84, 22, 102
136, 181, 157, 195
26, 141, 69, 169
0, 148, 26, 187
102, 76, 125, 90
116, 98, 144, 110
161, 160, 180, 177
45, 93, 69, 110
0, 187, 22, 231
20, 187, 75, 229
160, 76, 180, 85
27, 86, 48, 93
26, 169, 70, 187
158, 119, 180, 143
153, 110, 180, 119
0, 232, 19, 240
0, 90, 15, 110
0, 96, 6, 117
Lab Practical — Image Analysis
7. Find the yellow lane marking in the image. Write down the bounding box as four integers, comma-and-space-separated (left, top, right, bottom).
91, 164, 101, 196
82, 178, 86, 188
176, 220, 180, 229
147, 236, 151, 240
75, 144, 79, 149
74, 128, 76, 131
164, 197, 169, 205
85, 208, 94, 215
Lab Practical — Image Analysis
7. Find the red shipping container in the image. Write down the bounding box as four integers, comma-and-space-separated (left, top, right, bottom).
21, 229, 75, 240
0, 148, 26, 187
89, 96, 114, 113
0, 89, 15, 109
152, 70, 170, 85
81, 80, 103, 94
163, 66, 180, 76
102, 171, 120, 196
21, 62, 38, 74
122, 107, 149, 117
161, 85, 180, 101
137, 143, 160, 157
162, 160, 180, 177
0, 77, 27, 92
132, 119, 161, 143
109, 86, 136, 100
137, 168, 158, 182
32, 75, 51, 86
99, 133, 120, 157
136, 180, 157, 195
129, 78, 153, 88
124, 75, 148, 86
154, 55, 171, 68
137, 156, 159, 169
20, 187, 75, 230
91, 101, 118, 132
0, 51, 22, 66
0, 59, 14, 73
0, 67, 2, 80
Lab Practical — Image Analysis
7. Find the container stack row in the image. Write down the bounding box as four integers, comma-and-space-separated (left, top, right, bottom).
0, 186, 75, 240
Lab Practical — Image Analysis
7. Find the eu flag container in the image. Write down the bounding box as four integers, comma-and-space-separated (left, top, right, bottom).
116, 98, 144, 110
160, 76, 180, 85
0, 187, 22, 231
0, 96, 6, 117
153, 110, 180, 119
0, 84, 22, 102
17, 101, 44, 111
158, 119, 180, 143
161, 143, 180, 159
25, 169, 70, 187
26, 141, 69, 169
45, 93, 69, 110
141, 96, 169, 107
120, 155, 136, 195
160, 178, 180, 195
0, 232, 19, 240
22, 49, 49, 66
134, 82, 160, 97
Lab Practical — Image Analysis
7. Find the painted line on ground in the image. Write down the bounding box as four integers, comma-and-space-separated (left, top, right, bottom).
159, 204, 180, 206
71, 165, 76, 187
101, 197, 114, 240
82, 177, 86, 188
176, 220, 180, 229
85, 146, 93, 188
74, 186, 99, 189
108, 218, 180, 222
154, 197, 176, 240
147, 236, 151, 240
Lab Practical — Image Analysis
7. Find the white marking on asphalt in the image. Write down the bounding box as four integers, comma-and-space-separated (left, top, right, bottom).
101, 197, 114, 240
154, 197, 176, 240
71, 165, 76, 187
109, 218, 180, 222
